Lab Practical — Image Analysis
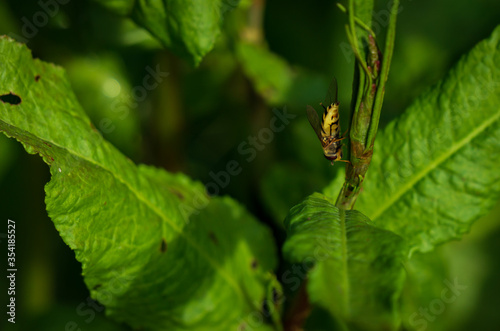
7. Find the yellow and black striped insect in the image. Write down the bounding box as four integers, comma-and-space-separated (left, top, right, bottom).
306, 78, 349, 165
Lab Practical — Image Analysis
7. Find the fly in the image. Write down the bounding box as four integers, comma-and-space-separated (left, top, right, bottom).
306, 77, 349, 165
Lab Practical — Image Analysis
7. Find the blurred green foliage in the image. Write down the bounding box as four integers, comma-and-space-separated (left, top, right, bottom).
0, 0, 499, 330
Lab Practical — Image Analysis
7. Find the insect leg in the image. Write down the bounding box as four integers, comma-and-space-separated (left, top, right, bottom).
335, 159, 352, 165
331, 136, 347, 143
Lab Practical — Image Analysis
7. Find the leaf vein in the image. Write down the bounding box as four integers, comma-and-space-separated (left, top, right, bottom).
371, 108, 500, 221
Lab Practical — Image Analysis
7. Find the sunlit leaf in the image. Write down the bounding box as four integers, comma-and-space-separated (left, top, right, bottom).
93, 0, 242, 65
0, 37, 279, 330
325, 25, 500, 254
283, 193, 408, 330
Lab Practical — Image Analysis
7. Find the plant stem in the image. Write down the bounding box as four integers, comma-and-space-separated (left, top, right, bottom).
366, 0, 399, 148
337, 3, 376, 37
283, 282, 311, 331
336, 0, 400, 210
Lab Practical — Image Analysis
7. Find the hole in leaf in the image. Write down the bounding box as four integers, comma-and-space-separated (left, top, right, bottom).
160, 239, 167, 253
0, 92, 21, 105
35, 75, 41, 82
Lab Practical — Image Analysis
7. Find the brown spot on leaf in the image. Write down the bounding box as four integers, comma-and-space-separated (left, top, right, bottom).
0, 92, 21, 105
208, 232, 218, 245
160, 239, 167, 253
93, 284, 102, 290
251, 259, 258, 270
42, 141, 52, 148
272, 287, 280, 305
35, 75, 41, 82
169, 188, 184, 200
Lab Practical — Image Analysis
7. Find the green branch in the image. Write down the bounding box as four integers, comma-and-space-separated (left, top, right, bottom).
336, 0, 400, 210
366, 0, 400, 149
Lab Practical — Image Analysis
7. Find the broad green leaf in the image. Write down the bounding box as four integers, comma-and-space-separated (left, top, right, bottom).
283, 193, 408, 330
94, 0, 241, 65
0, 37, 279, 330
354, 0, 374, 25
350, 0, 375, 62
325, 25, 500, 254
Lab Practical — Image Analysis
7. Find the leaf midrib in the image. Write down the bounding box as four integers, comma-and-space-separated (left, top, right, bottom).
0, 117, 246, 302
70, 143, 246, 300
339, 208, 351, 315
370, 108, 500, 221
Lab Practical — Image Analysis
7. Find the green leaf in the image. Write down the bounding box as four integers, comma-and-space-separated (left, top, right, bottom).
283, 193, 408, 330
325, 25, 500, 254
0, 37, 279, 330
94, 0, 241, 65
349, 0, 375, 63
354, 0, 374, 25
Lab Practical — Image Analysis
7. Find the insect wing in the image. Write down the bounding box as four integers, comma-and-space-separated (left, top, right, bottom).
306, 105, 323, 141
323, 77, 338, 106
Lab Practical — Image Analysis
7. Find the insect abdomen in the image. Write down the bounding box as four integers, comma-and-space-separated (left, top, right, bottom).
321, 103, 340, 137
